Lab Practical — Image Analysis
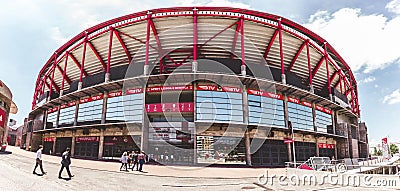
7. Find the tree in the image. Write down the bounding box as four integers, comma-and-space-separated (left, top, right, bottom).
389, 144, 399, 154
373, 147, 382, 156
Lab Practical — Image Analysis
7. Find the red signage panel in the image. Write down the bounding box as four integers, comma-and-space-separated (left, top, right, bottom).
76, 136, 99, 142
146, 102, 194, 113
315, 105, 332, 115
301, 101, 312, 108
146, 85, 193, 92
318, 143, 335, 149
108, 91, 123, 98
221, 86, 242, 93
284, 138, 294, 144
247, 89, 283, 100
197, 85, 218, 91
126, 88, 144, 95
0, 108, 6, 128
44, 137, 55, 142
287, 97, 300, 104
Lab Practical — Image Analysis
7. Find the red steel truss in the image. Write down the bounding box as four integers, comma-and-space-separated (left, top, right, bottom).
32, 7, 360, 115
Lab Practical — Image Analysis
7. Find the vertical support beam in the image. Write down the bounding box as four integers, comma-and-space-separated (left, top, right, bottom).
98, 128, 104, 159
324, 42, 332, 101
105, 27, 113, 83
312, 102, 317, 132
71, 130, 76, 157
52, 137, 56, 155
79, 33, 88, 90
245, 128, 252, 166
48, 53, 57, 101
278, 18, 286, 84
240, 15, 246, 76
192, 8, 198, 73
60, 52, 69, 96
193, 82, 197, 164
140, 84, 148, 153
306, 41, 314, 93
74, 99, 79, 126
315, 137, 320, 157
144, 12, 151, 76
55, 105, 61, 128
101, 91, 108, 124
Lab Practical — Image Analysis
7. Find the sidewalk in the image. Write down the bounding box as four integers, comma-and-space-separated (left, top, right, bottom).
6, 146, 280, 179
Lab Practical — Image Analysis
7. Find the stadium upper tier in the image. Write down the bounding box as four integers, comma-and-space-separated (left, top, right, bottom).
32, 7, 359, 115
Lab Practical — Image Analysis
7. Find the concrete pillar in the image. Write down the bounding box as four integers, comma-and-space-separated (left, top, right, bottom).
281, 73, 286, 84
241, 65, 246, 76
242, 85, 249, 124
101, 91, 108, 124
192, 82, 198, 164
283, 94, 289, 128
312, 102, 317, 132
192, 61, 198, 73
71, 130, 76, 157
98, 128, 104, 159
55, 105, 61, 128
59, 90, 64, 97
140, 85, 148, 152
73, 99, 79, 126
315, 137, 319, 157
52, 137, 56, 155
309, 84, 314, 94
245, 128, 252, 166
105, 73, 110, 83
78, 81, 82, 90
287, 141, 293, 163
334, 141, 338, 160
143, 65, 149, 76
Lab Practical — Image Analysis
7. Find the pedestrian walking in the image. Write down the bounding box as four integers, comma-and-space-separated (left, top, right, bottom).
120, 152, 128, 171
127, 151, 132, 169
58, 147, 74, 179
33, 145, 46, 175
138, 151, 146, 172
131, 151, 139, 171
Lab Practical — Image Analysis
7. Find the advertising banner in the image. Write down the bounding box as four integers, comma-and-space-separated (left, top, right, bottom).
0, 108, 6, 128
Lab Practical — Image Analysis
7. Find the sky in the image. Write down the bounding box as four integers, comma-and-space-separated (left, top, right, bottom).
1, 0, 399, 146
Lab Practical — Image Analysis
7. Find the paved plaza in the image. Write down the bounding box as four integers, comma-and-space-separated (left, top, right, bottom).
0, 146, 398, 191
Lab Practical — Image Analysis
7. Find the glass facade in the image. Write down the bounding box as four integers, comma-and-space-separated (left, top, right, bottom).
77, 100, 103, 123
196, 91, 243, 123
248, 95, 284, 127
46, 112, 57, 129
288, 102, 314, 130
59, 106, 75, 126
123, 93, 143, 123
315, 110, 332, 133
106, 96, 125, 122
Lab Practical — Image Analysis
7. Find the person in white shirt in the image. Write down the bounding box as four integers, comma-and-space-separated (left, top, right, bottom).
120, 152, 128, 171
33, 145, 46, 175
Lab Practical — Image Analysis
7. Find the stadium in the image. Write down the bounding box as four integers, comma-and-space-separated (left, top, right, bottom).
23, 7, 368, 167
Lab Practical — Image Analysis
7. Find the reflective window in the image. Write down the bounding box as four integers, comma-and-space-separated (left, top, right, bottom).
46, 112, 57, 129
196, 91, 243, 123
315, 110, 332, 133
106, 96, 124, 122
248, 95, 284, 127
77, 100, 103, 122
122, 93, 143, 123
59, 106, 75, 126
288, 102, 314, 131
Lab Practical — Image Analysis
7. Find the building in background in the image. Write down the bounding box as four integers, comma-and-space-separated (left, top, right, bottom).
25, 7, 368, 166
0, 80, 18, 147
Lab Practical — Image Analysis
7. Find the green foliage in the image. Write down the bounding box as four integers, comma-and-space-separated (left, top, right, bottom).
389, 144, 399, 154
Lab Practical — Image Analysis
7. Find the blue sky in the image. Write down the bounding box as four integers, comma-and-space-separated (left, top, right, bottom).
1, 0, 399, 146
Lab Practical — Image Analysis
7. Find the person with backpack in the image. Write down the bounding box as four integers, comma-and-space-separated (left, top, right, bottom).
58, 147, 74, 179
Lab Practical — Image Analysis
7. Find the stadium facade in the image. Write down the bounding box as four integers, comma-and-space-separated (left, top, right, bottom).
23, 7, 368, 166
0, 80, 18, 146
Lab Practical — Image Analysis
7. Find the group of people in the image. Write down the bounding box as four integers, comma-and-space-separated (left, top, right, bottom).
33, 145, 74, 179
120, 150, 146, 172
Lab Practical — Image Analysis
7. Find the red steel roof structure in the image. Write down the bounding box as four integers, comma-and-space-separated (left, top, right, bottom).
32, 7, 359, 115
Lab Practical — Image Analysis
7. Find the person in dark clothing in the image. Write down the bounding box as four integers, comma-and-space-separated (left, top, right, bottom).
33, 145, 46, 175
58, 147, 74, 179
131, 151, 139, 171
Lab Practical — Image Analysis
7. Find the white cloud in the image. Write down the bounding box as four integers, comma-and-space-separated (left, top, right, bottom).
386, 0, 400, 14
50, 27, 69, 46
361, 76, 376, 84
383, 89, 400, 104
304, 0, 400, 73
